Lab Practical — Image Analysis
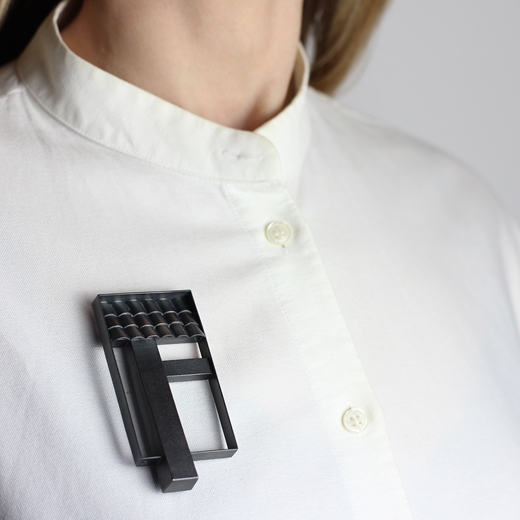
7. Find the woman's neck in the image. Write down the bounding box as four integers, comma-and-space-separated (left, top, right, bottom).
61, 0, 303, 130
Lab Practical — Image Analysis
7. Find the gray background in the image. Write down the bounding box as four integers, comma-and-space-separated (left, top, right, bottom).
338, 0, 520, 221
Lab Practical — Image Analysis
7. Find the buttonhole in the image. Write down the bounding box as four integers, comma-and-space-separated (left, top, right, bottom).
220, 149, 263, 162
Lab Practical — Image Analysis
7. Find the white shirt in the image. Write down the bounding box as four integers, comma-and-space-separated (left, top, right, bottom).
1, 4, 520, 519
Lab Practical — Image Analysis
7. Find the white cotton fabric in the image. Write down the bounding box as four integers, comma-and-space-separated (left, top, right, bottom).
1, 4, 520, 520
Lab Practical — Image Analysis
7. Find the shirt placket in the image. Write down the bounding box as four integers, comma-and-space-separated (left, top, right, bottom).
223, 180, 414, 520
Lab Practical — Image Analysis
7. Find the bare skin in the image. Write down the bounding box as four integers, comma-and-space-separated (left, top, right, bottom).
61, 0, 303, 130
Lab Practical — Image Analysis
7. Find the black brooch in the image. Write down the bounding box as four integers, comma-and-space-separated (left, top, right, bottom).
92, 291, 237, 492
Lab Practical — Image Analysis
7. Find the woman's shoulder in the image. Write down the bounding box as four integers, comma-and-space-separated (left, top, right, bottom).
307, 86, 473, 175
306, 86, 507, 221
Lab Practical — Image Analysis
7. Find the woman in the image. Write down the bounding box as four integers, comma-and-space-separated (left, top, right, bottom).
0, 0, 519, 518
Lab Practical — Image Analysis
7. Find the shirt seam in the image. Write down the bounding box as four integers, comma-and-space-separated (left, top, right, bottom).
0, 87, 25, 100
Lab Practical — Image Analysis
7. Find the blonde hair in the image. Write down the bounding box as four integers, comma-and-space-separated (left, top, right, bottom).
0, 1, 8, 22
0, 0, 389, 94
302, 0, 389, 93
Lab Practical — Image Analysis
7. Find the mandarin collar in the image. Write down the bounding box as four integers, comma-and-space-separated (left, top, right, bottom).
17, 2, 311, 184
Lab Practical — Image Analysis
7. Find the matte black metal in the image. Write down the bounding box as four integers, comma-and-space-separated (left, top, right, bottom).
92, 290, 238, 493
163, 358, 213, 382
130, 339, 198, 492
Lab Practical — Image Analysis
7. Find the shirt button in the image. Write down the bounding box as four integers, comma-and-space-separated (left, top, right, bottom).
342, 408, 368, 433
265, 221, 293, 247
